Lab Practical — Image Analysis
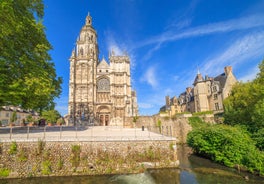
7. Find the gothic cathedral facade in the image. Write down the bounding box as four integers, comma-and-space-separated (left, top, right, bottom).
68, 13, 138, 126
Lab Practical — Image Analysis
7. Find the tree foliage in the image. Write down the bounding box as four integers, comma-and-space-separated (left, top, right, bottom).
41, 110, 61, 124
187, 124, 264, 175
223, 60, 264, 133
253, 128, 264, 151
10, 111, 17, 124
0, 0, 62, 111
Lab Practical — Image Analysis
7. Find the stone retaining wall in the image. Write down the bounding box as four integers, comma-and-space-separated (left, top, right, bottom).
0, 140, 178, 179
125, 116, 192, 143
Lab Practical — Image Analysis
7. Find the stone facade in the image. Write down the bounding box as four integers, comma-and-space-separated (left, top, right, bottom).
68, 13, 138, 126
0, 106, 39, 126
125, 115, 193, 143
160, 66, 237, 115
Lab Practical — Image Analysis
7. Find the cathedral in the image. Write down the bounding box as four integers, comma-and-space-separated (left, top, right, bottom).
68, 13, 138, 126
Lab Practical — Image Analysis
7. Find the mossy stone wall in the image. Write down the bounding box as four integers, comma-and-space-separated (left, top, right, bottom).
0, 140, 178, 178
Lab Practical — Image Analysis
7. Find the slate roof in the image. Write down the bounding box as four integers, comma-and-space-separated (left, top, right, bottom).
214, 72, 227, 89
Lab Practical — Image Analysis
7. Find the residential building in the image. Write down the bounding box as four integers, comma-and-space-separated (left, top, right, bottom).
0, 106, 39, 126
160, 66, 237, 116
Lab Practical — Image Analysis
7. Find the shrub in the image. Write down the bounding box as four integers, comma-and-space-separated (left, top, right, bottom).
8, 141, 17, 155
18, 147, 28, 162
157, 120, 162, 133
57, 157, 64, 170
71, 145, 81, 168
41, 160, 52, 175
192, 111, 213, 116
0, 168, 10, 177
188, 117, 206, 129
252, 128, 264, 151
187, 124, 264, 175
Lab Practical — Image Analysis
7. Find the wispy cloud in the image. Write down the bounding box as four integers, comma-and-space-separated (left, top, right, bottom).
135, 14, 264, 54
142, 42, 162, 61
202, 31, 264, 75
140, 66, 158, 88
165, 0, 198, 30
106, 34, 123, 56
104, 31, 138, 87
138, 103, 154, 109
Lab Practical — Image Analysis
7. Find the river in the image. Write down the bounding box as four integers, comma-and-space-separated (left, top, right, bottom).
1, 145, 263, 184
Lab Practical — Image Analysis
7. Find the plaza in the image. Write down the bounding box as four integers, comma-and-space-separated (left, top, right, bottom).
0, 126, 177, 142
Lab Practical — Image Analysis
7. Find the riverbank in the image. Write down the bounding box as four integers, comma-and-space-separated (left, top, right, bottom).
1, 145, 264, 184
0, 140, 179, 179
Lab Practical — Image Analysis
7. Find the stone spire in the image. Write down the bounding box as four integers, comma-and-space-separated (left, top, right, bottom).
85, 12, 92, 26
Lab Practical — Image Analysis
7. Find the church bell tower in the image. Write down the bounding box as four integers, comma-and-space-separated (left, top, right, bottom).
68, 13, 99, 124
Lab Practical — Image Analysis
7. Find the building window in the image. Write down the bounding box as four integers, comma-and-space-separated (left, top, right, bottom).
215, 103, 219, 111
213, 86, 217, 92
213, 94, 218, 100
6, 113, 9, 117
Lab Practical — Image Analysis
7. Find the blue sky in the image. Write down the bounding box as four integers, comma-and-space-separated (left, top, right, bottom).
43, 0, 264, 116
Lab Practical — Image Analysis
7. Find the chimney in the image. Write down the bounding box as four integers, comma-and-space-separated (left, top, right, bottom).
186, 87, 192, 93
224, 66, 232, 75
165, 96, 170, 107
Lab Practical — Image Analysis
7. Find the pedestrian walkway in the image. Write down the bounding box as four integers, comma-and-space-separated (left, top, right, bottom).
0, 126, 177, 142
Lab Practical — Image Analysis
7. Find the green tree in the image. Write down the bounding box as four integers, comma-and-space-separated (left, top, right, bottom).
0, 0, 62, 111
10, 111, 17, 125
157, 119, 162, 133
223, 60, 264, 133
42, 110, 61, 125
26, 114, 34, 124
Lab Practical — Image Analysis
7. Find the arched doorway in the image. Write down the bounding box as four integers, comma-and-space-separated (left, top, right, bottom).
97, 106, 111, 126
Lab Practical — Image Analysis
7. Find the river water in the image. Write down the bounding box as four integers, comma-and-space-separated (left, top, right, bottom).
1, 145, 263, 184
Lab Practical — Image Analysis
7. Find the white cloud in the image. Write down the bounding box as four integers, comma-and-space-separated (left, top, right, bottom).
142, 42, 162, 61
138, 103, 154, 109
134, 14, 264, 61
107, 38, 123, 56
202, 31, 264, 75
174, 19, 192, 30
140, 66, 158, 88
138, 14, 264, 48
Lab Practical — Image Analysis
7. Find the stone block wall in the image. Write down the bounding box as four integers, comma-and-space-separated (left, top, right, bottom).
125, 116, 192, 143
0, 140, 178, 178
